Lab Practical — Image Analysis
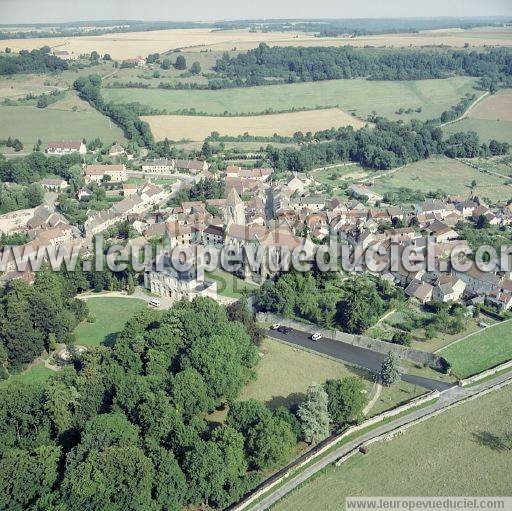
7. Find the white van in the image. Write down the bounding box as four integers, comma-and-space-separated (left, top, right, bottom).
149, 299, 161, 308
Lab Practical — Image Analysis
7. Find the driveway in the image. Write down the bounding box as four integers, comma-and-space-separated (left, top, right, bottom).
267, 328, 454, 392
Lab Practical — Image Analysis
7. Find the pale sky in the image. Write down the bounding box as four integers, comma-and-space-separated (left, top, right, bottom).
1, 0, 512, 25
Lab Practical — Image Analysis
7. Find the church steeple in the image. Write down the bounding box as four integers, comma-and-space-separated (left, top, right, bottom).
225, 188, 245, 227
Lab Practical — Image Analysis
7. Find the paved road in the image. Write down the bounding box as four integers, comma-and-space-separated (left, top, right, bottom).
237, 369, 512, 511
267, 328, 454, 391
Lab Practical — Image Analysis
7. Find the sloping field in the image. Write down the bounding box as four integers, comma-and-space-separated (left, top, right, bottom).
273, 384, 512, 511
441, 320, 512, 379
443, 118, 512, 145
3, 27, 511, 60
104, 76, 475, 121
372, 156, 512, 204
143, 108, 366, 141
0, 101, 126, 149
469, 89, 512, 122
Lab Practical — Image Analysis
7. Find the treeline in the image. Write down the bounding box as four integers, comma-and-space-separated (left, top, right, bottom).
0, 269, 88, 373
0, 182, 43, 214
73, 75, 154, 147
0, 296, 372, 509
265, 119, 509, 171
256, 271, 404, 334
0, 152, 84, 188
214, 44, 512, 87
0, 46, 68, 75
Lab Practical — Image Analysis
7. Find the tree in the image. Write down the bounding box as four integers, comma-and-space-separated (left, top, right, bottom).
391, 331, 412, 346
336, 280, 386, 334
246, 416, 295, 469
380, 352, 401, 386
324, 377, 366, 428
61, 445, 155, 510
90, 50, 100, 63
201, 140, 212, 158
297, 383, 330, 445
191, 61, 202, 74
476, 214, 490, 229
0, 445, 61, 511
170, 368, 214, 417
175, 55, 187, 70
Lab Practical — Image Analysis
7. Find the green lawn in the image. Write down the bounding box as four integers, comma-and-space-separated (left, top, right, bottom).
440, 320, 512, 379
75, 296, 147, 347
443, 118, 512, 145
103, 76, 476, 120
0, 99, 126, 150
273, 384, 512, 511
372, 156, 512, 204
0, 363, 55, 389
240, 338, 426, 413
205, 269, 258, 299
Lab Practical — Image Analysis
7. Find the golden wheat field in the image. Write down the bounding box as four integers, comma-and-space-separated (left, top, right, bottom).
2, 27, 512, 60
142, 108, 367, 142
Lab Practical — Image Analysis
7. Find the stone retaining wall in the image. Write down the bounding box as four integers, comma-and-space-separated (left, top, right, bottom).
257, 312, 447, 370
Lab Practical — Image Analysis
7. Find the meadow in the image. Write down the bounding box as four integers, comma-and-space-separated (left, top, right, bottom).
143, 108, 366, 142
440, 319, 512, 379
371, 156, 512, 204
240, 338, 425, 413
0, 93, 126, 149
205, 268, 259, 299
273, 384, 512, 511
104, 76, 476, 121
3, 27, 511, 60
74, 296, 147, 347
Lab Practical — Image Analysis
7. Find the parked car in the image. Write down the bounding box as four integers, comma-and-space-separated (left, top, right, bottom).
149, 299, 161, 308
271, 323, 281, 330
311, 333, 322, 341
278, 326, 292, 334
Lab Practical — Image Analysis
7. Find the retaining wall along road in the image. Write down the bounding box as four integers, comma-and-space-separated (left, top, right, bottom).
257, 312, 447, 370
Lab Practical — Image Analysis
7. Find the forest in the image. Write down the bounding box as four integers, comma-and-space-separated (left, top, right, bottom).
265, 119, 509, 172
214, 44, 512, 88
0, 296, 368, 510
0, 46, 68, 75
73, 75, 154, 148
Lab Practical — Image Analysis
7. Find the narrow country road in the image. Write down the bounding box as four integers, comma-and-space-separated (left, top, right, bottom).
267, 328, 454, 391
236, 369, 512, 511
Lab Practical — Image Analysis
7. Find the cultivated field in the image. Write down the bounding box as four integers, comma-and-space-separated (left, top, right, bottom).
440, 320, 512, 379
371, 156, 512, 204
75, 296, 147, 347
273, 384, 512, 511
143, 108, 366, 141
443, 89, 512, 145
104, 76, 476, 121
0, 94, 126, 149
3, 27, 511, 59
468, 89, 512, 122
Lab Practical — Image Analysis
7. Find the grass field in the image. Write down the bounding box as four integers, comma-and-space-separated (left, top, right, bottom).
240, 338, 425, 412
143, 108, 366, 141
105, 76, 476, 121
440, 320, 512, 379
371, 156, 512, 204
74, 296, 147, 347
445, 120, 512, 147
0, 363, 55, 389
469, 89, 512, 122
0, 95, 126, 149
205, 268, 258, 299
4, 27, 511, 59
273, 384, 512, 511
